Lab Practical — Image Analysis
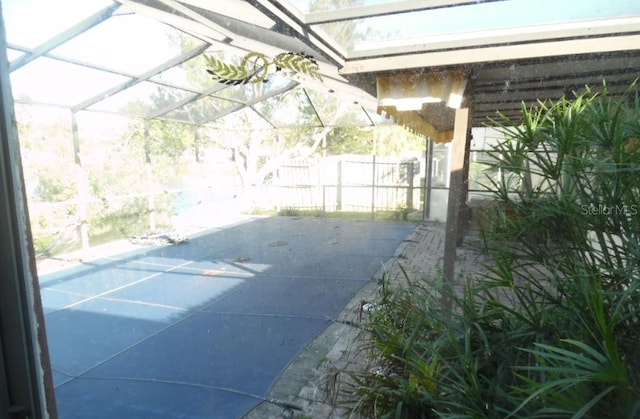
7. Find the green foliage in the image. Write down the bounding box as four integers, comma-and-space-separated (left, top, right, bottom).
325, 127, 372, 155
348, 272, 442, 419
16, 110, 77, 203
32, 233, 57, 257
349, 272, 532, 418
34, 174, 77, 202
278, 207, 301, 216
483, 83, 640, 290
147, 120, 194, 163
325, 126, 424, 156
348, 83, 640, 418
88, 194, 174, 242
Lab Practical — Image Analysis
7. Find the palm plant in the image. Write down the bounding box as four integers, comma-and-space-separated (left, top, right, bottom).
347, 83, 640, 418
481, 82, 640, 417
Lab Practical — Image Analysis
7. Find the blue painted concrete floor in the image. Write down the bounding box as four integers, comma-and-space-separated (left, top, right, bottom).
40, 216, 414, 418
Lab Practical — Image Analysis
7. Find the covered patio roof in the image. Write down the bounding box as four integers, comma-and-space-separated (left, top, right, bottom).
7, 0, 640, 142
116, 0, 640, 140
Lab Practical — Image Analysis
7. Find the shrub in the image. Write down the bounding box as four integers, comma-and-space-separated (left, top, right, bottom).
347, 84, 640, 418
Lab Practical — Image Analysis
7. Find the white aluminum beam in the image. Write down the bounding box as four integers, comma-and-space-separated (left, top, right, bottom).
342, 34, 640, 74
305, 0, 504, 24
348, 16, 640, 59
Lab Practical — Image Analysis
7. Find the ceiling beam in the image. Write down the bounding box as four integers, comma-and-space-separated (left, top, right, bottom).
475, 76, 634, 92
178, 0, 276, 29
118, 0, 229, 42
341, 34, 640, 74
153, 0, 236, 39
304, 0, 506, 24
347, 16, 640, 59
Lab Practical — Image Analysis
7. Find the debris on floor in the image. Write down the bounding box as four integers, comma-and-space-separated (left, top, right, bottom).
129, 230, 189, 246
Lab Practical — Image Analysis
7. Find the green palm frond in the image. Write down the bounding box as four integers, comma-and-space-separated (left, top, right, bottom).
510, 339, 631, 418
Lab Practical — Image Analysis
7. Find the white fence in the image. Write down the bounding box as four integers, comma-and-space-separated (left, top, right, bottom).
276, 155, 421, 215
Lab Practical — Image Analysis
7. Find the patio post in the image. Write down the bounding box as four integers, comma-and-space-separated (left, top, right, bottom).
423, 138, 433, 220
442, 106, 472, 308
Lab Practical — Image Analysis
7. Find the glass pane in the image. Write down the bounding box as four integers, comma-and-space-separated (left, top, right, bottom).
75, 110, 136, 142
3, 0, 114, 48
205, 0, 275, 29
162, 95, 239, 125
289, 0, 400, 13
151, 55, 224, 93
88, 81, 195, 118
365, 108, 395, 126
14, 104, 78, 248
471, 127, 506, 150
6, 48, 23, 61
253, 88, 321, 128
306, 89, 373, 127
314, 0, 640, 53
209, 84, 252, 104
206, 107, 272, 129
51, 13, 205, 75
10, 57, 130, 107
